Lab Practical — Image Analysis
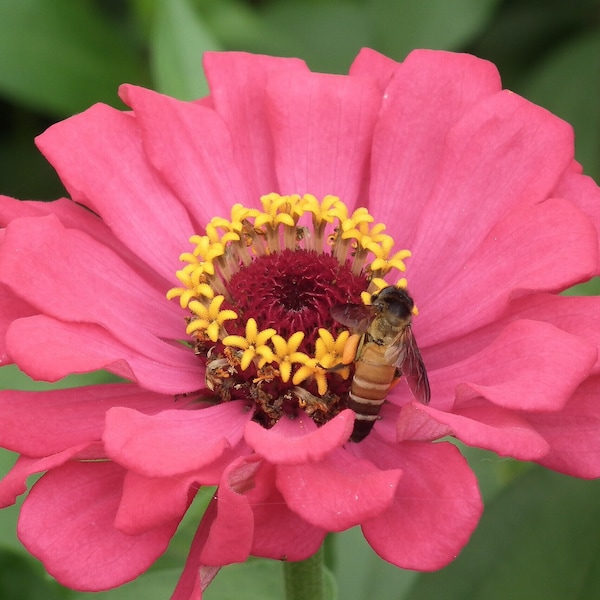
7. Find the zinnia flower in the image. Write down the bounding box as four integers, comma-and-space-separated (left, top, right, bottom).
1, 48, 600, 599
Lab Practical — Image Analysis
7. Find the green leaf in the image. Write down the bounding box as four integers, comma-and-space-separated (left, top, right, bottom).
258, 2, 372, 73
205, 559, 284, 600
66, 568, 181, 600
406, 467, 600, 600
0, 0, 142, 116
0, 549, 66, 600
204, 557, 336, 600
0, 449, 25, 555
151, 0, 222, 100
367, 0, 501, 59
332, 527, 417, 600
0, 364, 121, 391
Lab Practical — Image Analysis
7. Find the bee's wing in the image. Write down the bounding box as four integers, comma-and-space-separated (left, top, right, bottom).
330, 303, 376, 334
397, 327, 430, 405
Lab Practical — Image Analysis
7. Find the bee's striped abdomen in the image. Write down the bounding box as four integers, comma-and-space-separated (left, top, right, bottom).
348, 344, 397, 442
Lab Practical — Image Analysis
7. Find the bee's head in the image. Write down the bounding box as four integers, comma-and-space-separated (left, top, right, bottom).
371, 286, 414, 322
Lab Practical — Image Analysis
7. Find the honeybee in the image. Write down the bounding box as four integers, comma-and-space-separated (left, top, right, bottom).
331, 286, 430, 442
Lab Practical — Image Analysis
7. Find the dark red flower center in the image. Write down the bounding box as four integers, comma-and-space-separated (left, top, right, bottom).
225, 249, 367, 352
167, 194, 413, 434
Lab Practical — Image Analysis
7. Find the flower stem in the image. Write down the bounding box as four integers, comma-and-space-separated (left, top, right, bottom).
283, 545, 326, 600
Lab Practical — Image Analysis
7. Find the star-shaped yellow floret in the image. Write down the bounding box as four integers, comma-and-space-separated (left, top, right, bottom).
269, 331, 308, 382
256, 193, 305, 229
314, 329, 352, 369
188, 235, 226, 262
292, 329, 351, 395
300, 194, 347, 227
166, 281, 214, 309
205, 203, 260, 246
369, 240, 412, 274
186, 295, 238, 342
222, 318, 277, 371
341, 219, 387, 245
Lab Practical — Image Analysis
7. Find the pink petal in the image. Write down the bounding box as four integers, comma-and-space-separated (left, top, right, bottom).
250, 476, 326, 561
276, 449, 401, 531
170, 500, 220, 600
0, 214, 186, 342
369, 49, 501, 240
115, 470, 195, 535
397, 402, 549, 460
436, 319, 596, 412
553, 168, 600, 255
244, 409, 354, 464
508, 294, 600, 372
415, 198, 598, 345
0, 196, 165, 288
348, 48, 400, 89
265, 69, 381, 206
406, 90, 575, 286
103, 402, 252, 477
423, 294, 600, 376
185, 443, 255, 487
529, 375, 600, 478
7, 315, 200, 395
35, 104, 195, 282
18, 461, 179, 591
200, 453, 326, 564
120, 84, 248, 227
203, 52, 309, 201
0, 384, 171, 456
358, 439, 482, 570
200, 455, 261, 565
0, 445, 88, 507
0, 282, 36, 364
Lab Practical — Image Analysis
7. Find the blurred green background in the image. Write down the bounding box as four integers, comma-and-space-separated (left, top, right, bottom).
0, 0, 599, 599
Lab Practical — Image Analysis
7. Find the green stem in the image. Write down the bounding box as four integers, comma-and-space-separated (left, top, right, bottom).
283, 545, 326, 600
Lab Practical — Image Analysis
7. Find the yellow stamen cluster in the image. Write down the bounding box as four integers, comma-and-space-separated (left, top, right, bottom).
292, 330, 352, 395
222, 318, 276, 371
167, 194, 413, 393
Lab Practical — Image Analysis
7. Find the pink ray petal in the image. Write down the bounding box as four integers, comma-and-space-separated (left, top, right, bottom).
35, 104, 195, 282
244, 409, 354, 464
266, 68, 381, 207
368, 49, 501, 243
199, 455, 261, 565
0, 214, 186, 342
358, 439, 482, 570
103, 402, 252, 478
276, 449, 401, 531
0, 445, 89, 507
250, 476, 326, 561
415, 198, 598, 345
18, 461, 180, 591
203, 52, 309, 201
398, 401, 549, 460
6, 315, 200, 395
170, 499, 220, 600
120, 84, 249, 227
115, 470, 196, 535
529, 375, 600, 478
0, 383, 171, 456
435, 319, 596, 412
0, 282, 36, 364
348, 47, 400, 89
553, 167, 600, 255
0, 196, 167, 288
406, 90, 574, 285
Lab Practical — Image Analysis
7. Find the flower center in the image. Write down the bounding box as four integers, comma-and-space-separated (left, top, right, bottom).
167, 194, 412, 431
226, 248, 366, 351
